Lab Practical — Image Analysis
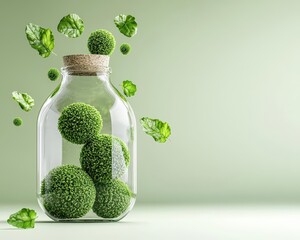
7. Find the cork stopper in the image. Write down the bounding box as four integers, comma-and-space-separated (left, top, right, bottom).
63, 54, 110, 76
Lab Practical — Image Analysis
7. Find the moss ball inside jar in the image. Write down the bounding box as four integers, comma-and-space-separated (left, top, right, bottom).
41, 165, 96, 219
93, 179, 131, 218
58, 102, 103, 144
80, 134, 130, 184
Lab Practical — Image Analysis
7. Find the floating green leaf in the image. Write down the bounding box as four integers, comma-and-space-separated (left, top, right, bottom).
114, 14, 137, 37
140, 117, 171, 143
122, 80, 137, 97
25, 23, 54, 58
12, 91, 35, 112
7, 208, 37, 229
57, 14, 84, 38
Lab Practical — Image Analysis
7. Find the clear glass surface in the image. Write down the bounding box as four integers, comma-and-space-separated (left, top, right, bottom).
37, 68, 137, 222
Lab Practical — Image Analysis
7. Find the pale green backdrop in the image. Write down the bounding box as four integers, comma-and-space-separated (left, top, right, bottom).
1, 0, 300, 204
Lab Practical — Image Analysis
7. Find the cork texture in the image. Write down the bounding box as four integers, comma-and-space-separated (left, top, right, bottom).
63, 54, 110, 76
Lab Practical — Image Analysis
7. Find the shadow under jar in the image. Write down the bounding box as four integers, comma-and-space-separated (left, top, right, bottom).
37, 54, 137, 222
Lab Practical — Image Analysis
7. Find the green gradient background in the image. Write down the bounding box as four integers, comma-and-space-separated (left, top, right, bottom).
1, 0, 300, 204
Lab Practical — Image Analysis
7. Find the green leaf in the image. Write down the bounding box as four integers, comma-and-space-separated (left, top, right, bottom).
140, 117, 171, 143
122, 80, 137, 97
114, 14, 137, 37
25, 23, 54, 58
57, 14, 84, 38
12, 91, 35, 112
7, 208, 37, 229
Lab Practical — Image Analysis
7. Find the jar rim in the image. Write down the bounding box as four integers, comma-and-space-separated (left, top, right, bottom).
61, 65, 112, 75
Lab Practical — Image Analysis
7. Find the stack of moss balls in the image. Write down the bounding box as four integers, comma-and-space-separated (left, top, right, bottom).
41, 102, 131, 219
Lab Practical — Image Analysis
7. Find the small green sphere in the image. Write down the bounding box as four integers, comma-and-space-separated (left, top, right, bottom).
13, 117, 22, 126
41, 165, 96, 219
58, 102, 103, 144
48, 68, 60, 81
87, 29, 116, 55
120, 43, 131, 55
80, 134, 130, 184
93, 179, 131, 218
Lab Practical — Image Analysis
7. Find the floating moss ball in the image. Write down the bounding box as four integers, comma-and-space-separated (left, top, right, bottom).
48, 68, 60, 81
58, 102, 103, 144
120, 43, 131, 55
13, 117, 22, 126
41, 165, 96, 219
87, 29, 116, 55
93, 179, 131, 218
80, 134, 130, 184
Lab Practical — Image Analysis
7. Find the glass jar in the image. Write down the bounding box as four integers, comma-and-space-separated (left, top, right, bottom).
37, 54, 137, 222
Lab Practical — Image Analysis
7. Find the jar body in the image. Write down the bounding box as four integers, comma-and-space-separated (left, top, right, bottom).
37, 71, 137, 222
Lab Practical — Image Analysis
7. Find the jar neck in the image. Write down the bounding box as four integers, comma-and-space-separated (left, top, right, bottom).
62, 70, 110, 79
59, 69, 113, 95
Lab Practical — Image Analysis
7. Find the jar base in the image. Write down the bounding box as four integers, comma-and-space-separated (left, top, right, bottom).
37, 196, 136, 222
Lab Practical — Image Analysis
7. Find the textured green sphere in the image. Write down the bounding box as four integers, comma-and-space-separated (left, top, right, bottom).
58, 102, 103, 144
87, 29, 116, 55
48, 68, 60, 81
93, 179, 131, 218
80, 134, 130, 184
120, 43, 131, 55
41, 165, 96, 219
13, 117, 22, 126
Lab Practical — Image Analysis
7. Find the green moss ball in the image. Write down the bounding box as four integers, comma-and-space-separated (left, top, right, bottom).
13, 117, 22, 126
41, 165, 96, 219
80, 134, 130, 184
48, 68, 60, 81
87, 29, 116, 55
58, 102, 103, 144
93, 179, 131, 218
120, 43, 131, 55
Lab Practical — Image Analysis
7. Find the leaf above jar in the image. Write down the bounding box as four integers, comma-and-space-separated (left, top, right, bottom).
140, 117, 171, 143
114, 14, 137, 37
57, 14, 84, 38
25, 23, 54, 58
